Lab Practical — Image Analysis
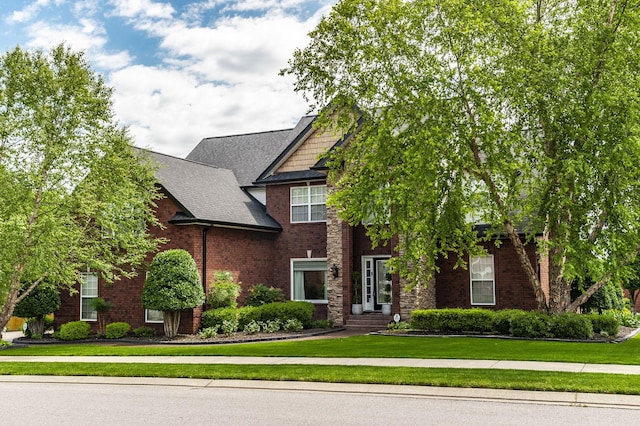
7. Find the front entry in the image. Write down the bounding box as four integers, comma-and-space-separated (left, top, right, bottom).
362, 256, 391, 312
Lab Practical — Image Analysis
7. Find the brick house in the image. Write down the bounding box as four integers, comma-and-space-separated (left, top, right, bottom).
57, 115, 549, 333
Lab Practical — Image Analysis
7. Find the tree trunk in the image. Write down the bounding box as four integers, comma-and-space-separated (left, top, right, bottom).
28, 317, 46, 337
163, 311, 181, 339
0, 289, 19, 340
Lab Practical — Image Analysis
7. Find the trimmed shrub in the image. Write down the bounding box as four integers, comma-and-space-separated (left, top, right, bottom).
493, 309, 525, 335
510, 312, 551, 338
586, 314, 619, 336
207, 271, 241, 309
133, 326, 156, 338
255, 301, 315, 328
410, 309, 494, 333
245, 284, 285, 307
105, 322, 131, 339
201, 307, 239, 329
548, 313, 593, 339
58, 321, 91, 341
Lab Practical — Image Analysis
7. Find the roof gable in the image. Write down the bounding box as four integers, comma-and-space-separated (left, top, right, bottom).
143, 150, 281, 231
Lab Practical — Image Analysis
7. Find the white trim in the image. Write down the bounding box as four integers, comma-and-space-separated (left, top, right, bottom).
290, 257, 328, 304
469, 255, 496, 305
145, 309, 164, 323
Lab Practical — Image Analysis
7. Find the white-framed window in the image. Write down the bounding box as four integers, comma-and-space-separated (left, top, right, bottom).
291, 185, 327, 223
470, 255, 496, 305
145, 309, 164, 323
80, 272, 98, 321
291, 259, 328, 303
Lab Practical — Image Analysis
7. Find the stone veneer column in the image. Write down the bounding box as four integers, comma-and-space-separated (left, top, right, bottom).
397, 240, 437, 321
326, 195, 352, 327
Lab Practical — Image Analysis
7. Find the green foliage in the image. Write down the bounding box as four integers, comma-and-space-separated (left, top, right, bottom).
133, 327, 156, 338
387, 321, 411, 331
0, 44, 164, 333
585, 314, 619, 337
221, 319, 239, 336
410, 309, 495, 333
13, 283, 61, 319
201, 307, 238, 329
283, 0, 640, 314
311, 319, 334, 329
603, 310, 640, 328
58, 321, 91, 341
142, 249, 205, 312
548, 314, 593, 340
105, 322, 131, 339
283, 318, 304, 332
510, 313, 551, 339
245, 284, 285, 307
261, 320, 281, 333
493, 310, 526, 336
89, 297, 113, 313
243, 320, 261, 335
198, 326, 219, 339
255, 302, 315, 329
207, 271, 241, 309
572, 279, 624, 314
201, 302, 314, 331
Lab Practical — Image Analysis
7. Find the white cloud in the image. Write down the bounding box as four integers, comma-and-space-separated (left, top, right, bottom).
6, 0, 60, 24
109, 0, 176, 19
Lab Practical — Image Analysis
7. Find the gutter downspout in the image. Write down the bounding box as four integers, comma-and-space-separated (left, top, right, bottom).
202, 226, 211, 310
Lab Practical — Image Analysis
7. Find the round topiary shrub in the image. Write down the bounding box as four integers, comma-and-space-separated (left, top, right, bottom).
58, 321, 91, 340
509, 312, 551, 338
142, 249, 205, 339
105, 322, 131, 339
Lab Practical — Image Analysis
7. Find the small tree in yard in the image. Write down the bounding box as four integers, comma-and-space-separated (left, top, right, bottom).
89, 297, 113, 336
142, 249, 204, 338
13, 282, 60, 337
0, 44, 164, 339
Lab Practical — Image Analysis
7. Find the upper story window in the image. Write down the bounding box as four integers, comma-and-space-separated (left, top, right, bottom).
291, 185, 327, 223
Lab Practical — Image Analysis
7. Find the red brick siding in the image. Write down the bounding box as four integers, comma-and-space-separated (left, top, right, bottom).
435, 240, 539, 310
266, 183, 327, 300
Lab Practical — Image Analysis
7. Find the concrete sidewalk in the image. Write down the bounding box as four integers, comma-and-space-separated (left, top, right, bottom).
2, 354, 640, 375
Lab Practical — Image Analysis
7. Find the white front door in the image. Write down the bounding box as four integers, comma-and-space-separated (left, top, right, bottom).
362, 256, 391, 312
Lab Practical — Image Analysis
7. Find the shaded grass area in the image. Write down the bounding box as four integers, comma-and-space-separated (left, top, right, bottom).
1, 362, 639, 395
4, 335, 640, 366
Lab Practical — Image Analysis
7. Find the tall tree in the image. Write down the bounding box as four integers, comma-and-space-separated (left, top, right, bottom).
283, 0, 640, 313
0, 45, 164, 337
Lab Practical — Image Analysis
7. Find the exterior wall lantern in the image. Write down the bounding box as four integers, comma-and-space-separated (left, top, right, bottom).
330, 263, 339, 278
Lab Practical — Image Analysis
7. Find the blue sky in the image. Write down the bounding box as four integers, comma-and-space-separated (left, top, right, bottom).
0, 0, 333, 157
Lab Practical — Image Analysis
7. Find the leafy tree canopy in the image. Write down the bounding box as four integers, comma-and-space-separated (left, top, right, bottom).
13, 282, 61, 319
0, 44, 164, 335
283, 0, 640, 313
142, 249, 205, 312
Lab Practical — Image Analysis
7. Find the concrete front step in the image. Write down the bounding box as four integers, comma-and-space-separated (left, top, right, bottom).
345, 314, 393, 331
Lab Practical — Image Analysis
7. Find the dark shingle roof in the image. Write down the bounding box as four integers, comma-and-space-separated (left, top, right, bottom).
186, 116, 316, 187
143, 150, 281, 232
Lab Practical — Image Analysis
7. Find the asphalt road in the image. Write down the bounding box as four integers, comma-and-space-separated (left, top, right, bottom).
2, 380, 640, 425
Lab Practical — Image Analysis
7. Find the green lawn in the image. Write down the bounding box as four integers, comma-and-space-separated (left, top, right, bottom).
4, 334, 640, 365
3, 334, 640, 395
